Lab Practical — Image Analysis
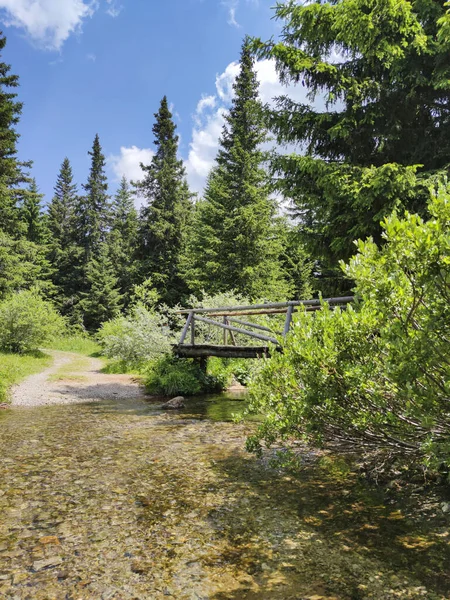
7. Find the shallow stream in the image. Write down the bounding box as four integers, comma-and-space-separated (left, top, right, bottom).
0, 392, 449, 599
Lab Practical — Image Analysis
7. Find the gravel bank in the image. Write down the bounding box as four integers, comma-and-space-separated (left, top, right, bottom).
11, 350, 145, 407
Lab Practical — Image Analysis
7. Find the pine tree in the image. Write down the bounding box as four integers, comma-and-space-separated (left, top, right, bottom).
0, 31, 29, 237
186, 40, 289, 300
48, 157, 77, 248
47, 158, 83, 314
76, 134, 110, 263
20, 179, 47, 244
136, 96, 193, 306
80, 244, 122, 331
254, 0, 450, 291
109, 176, 139, 306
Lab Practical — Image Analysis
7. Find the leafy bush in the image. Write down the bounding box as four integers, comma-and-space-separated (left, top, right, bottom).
247, 189, 450, 470
0, 291, 66, 353
145, 355, 227, 396
97, 304, 174, 368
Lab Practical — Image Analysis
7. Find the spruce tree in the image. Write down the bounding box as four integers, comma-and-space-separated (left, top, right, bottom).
80, 243, 122, 331
76, 134, 110, 263
136, 96, 192, 306
47, 158, 83, 314
0, 31, 29, 237
20, 179, 47, 245
254, 0, 450, 292
109, 176, 139, 306
186, 40, 289, 300
48, 157, 77, 248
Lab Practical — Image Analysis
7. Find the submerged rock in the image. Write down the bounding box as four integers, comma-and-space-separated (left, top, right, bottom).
33, 556, 63, 571
163, 396, 185, 409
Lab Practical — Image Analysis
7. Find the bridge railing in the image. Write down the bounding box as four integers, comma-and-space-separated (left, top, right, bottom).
176, 297, 354, 349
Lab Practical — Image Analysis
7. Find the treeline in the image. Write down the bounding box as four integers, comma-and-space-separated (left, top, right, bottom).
0, 39, 311, 332
1, 0, 450, 333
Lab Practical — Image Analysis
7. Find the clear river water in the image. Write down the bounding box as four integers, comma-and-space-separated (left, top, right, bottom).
0, 392, 449, 599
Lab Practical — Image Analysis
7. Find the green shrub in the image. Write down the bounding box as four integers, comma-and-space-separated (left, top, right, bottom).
145, 355, 227, 396
97, 304, 174, 369
247, 189, 450, 470
0, 291, 66, 353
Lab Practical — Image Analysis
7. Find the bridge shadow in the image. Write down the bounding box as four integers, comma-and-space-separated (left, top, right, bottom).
206, 452, 450, 599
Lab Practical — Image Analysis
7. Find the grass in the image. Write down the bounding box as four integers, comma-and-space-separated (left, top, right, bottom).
46, 335, 101, 357
0, 350, 53, 403
48, 355, 91, 383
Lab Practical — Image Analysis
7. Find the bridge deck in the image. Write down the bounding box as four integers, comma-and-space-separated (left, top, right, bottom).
173, 344, 271, 359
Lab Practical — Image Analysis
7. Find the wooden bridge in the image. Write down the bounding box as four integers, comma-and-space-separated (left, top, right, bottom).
174, 297, 354, 359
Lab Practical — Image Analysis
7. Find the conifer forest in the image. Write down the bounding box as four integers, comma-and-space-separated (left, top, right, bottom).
0, 1, 450, 597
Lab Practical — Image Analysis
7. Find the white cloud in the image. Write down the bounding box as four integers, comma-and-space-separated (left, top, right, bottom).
186, 107, 227, 193
108, 145, 154, 184
105, 0, 122, 18
0, 0, 97, 50
215, 61, 240, 102
227, 6, 239, 28
185, 59, 312, 194
108, 145, 154, 208
196, 95, 216, 116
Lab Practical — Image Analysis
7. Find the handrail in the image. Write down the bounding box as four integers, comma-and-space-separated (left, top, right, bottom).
175, 296, 354, 315
176, 296, 355, 351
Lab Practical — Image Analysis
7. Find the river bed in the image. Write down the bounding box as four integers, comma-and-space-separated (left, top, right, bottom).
0, 392, 449, 599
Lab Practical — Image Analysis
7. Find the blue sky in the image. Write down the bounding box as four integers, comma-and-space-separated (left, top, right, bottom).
1, 0, 303, 203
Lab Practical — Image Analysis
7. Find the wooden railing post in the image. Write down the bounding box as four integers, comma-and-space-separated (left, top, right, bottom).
191, 315, 195, 346
283, 305, 294, 338
223, 316, 228, 345
179, 311, 193, 344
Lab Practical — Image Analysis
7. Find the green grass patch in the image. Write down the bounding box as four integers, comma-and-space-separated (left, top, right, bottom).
100, 360, 141, 375
47, 335, 101, 357
0, 351, 53, 403
48, 355, 91, 382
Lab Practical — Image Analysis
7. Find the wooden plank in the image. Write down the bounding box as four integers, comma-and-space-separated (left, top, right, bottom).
173, 344, 271, 359
227, 317, 275, 333
223, 316, 228, 346
191, 315, 195, 346
195, 316, 278, 345
179, 311, 193, 344
207, 304, 346, 318
283, 305, 294, 338
175, 296, 354, 315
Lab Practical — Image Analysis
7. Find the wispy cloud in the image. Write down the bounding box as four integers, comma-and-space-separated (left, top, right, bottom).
105, 0, 122, 18
86, 52, 96, 61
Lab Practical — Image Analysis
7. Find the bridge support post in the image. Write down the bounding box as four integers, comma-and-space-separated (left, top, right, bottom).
195, 356, 207, 374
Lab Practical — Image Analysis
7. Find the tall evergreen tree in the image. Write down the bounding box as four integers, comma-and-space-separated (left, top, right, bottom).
76, 134, 110, 263
47, 158, 83, 314
254, 0, 450, 292
0, 31, 29, 237
109, 176, 139, 306
20, 179, 47, 245
48, 157, 77, 248
136, 96, 192, 306
186, 40, 289, 300
80, 244, 122, 331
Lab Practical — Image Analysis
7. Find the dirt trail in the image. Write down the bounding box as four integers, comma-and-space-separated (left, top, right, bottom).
11, 350, 145, 407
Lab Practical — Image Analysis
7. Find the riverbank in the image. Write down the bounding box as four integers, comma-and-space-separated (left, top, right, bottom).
0, 352, 53, 404
10, 350, 145, 407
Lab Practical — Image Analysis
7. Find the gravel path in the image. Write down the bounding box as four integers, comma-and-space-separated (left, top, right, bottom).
11, 350, 146, 407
